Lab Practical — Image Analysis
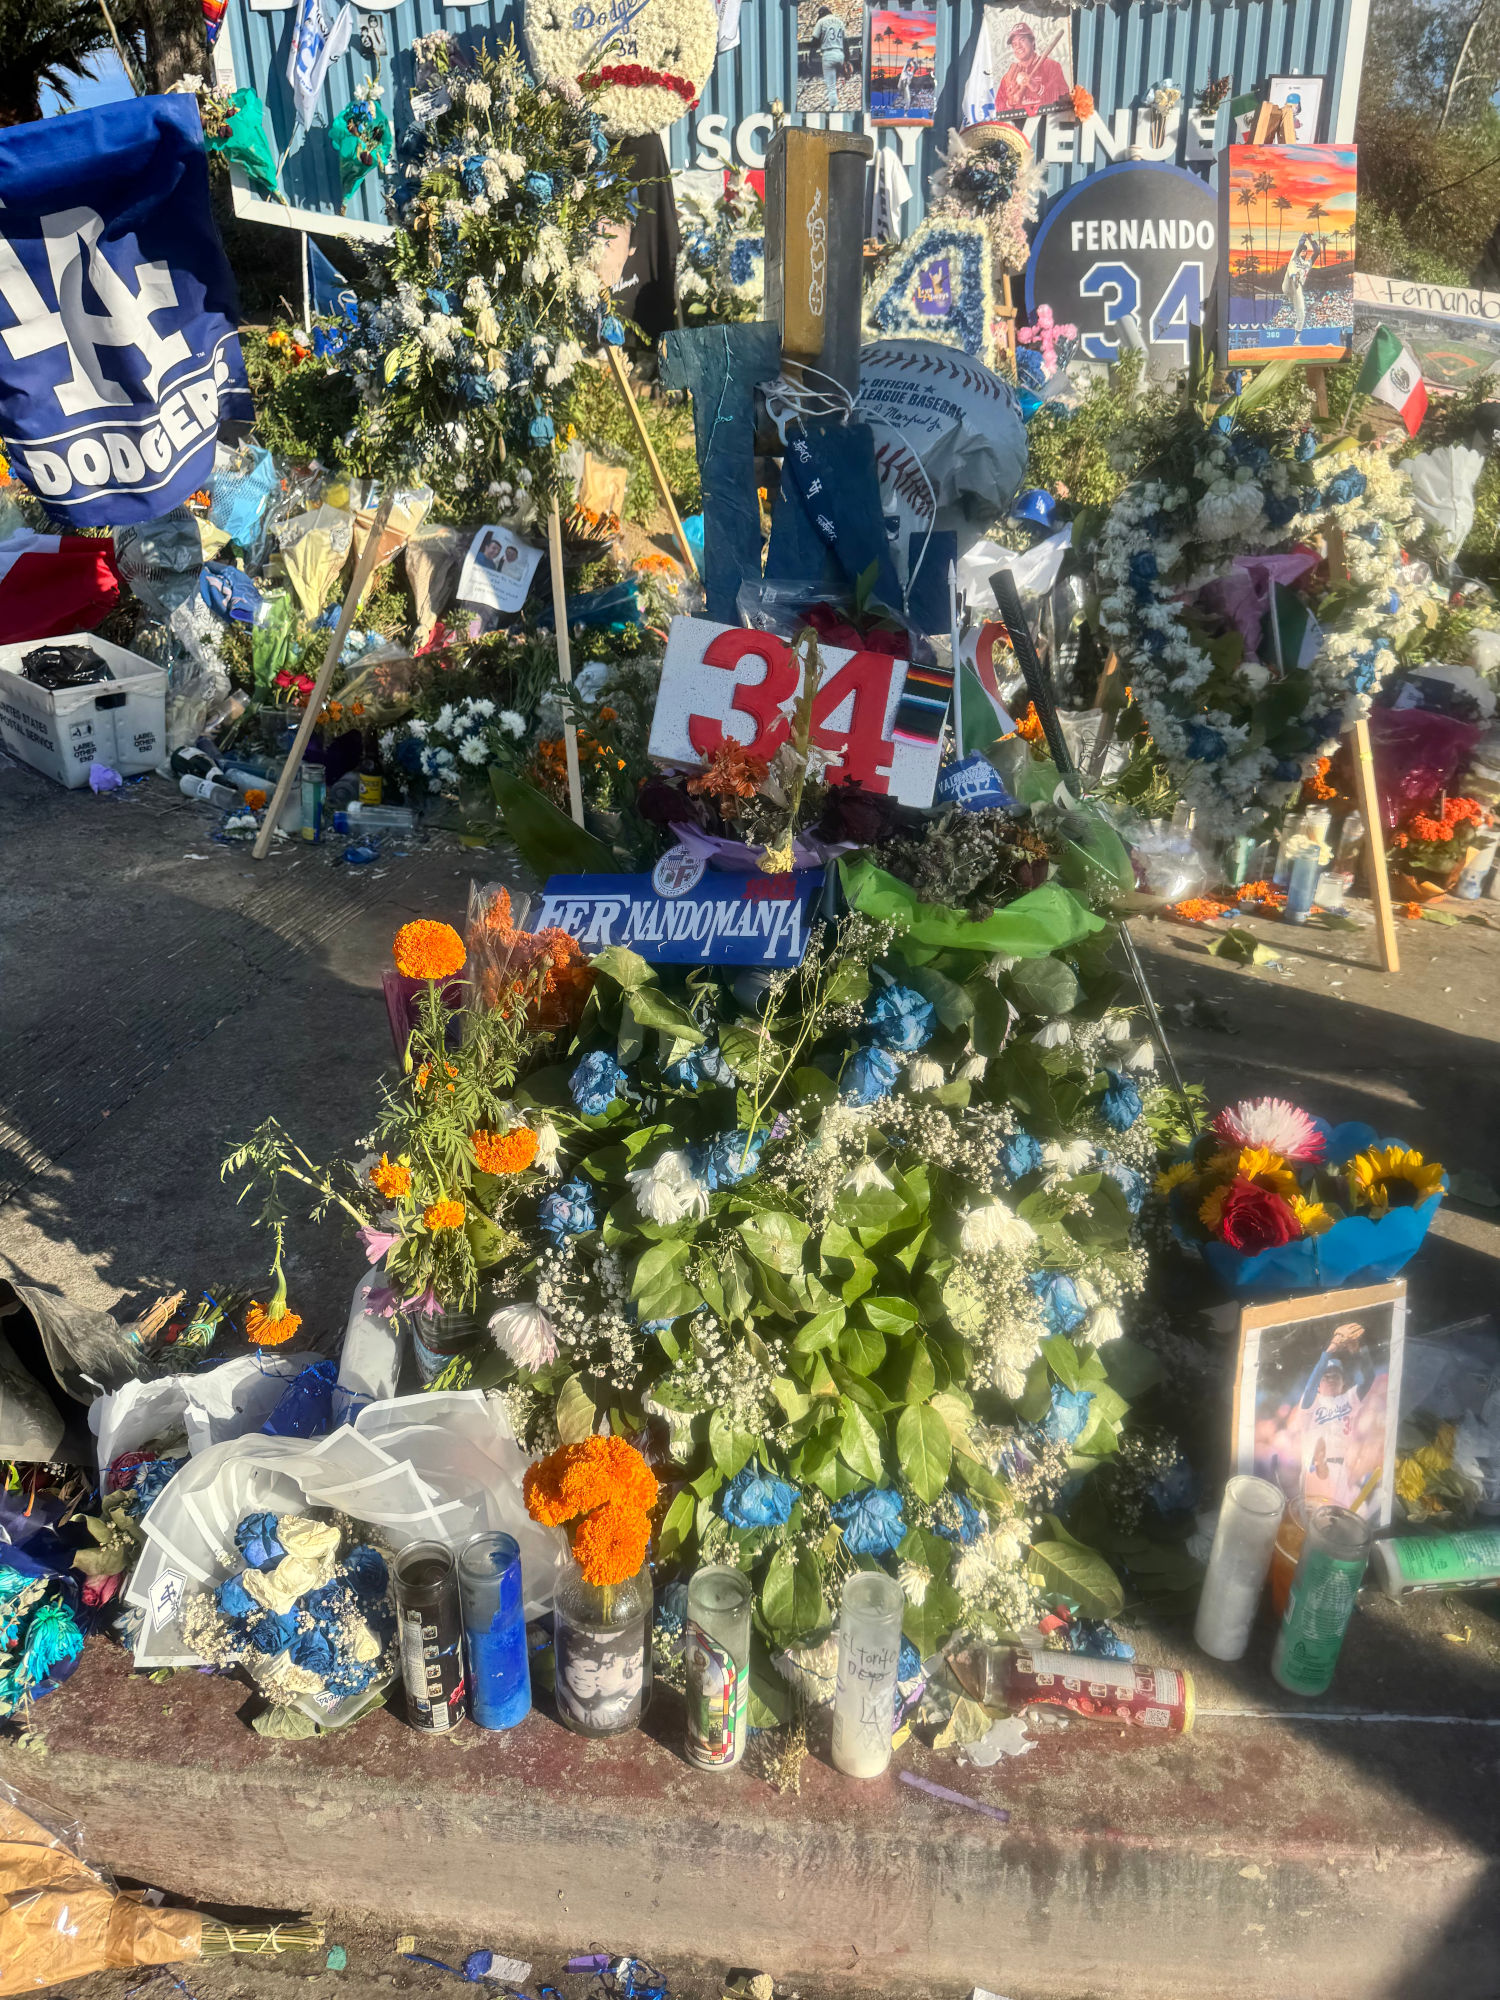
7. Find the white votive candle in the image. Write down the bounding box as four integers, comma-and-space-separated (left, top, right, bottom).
1194, 1474, 1285, 1662
831, 1572, 905, 1779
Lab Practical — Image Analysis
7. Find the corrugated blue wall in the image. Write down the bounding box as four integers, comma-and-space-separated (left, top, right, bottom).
223, 0, 1364, 232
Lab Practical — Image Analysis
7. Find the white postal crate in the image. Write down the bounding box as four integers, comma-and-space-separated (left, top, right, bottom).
0, 632, 167, 788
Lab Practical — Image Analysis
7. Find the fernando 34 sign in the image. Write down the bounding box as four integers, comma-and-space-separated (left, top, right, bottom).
0, 97, 251, 527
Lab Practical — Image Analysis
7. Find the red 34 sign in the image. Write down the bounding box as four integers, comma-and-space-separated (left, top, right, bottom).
647, 617, 945, 805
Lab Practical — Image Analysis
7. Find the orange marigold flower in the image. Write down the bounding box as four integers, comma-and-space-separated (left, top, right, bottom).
523, 1458, 572, 1528
1070, 83, 1095, 121
1410, 814, 1449, 844
245, 788, 268, 810
423, 1198, 466, 1231
687, 740, 769, 804
1012, 702, 1045, 744
1234, 879, 1285, 910
1403, 901, 1425, 919
245, 1300, 301, 1346
369, 1153, 412, 1200
393, 919, 467, 981
415, 1062, 431, 1091
1169, 896, 1229, 924
573, 1501, 652, 1588
472, 1126, 540, 1175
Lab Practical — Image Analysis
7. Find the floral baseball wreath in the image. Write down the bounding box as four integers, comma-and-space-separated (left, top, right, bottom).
1093, 433, 1445, 839
523, 0, 718, 137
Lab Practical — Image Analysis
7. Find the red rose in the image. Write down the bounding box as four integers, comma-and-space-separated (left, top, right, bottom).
1218, 1179, 1301, 1253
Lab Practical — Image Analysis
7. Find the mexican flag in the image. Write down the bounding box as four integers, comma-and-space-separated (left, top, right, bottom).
1263, 581, 1322, 673
956, 621, 1017, 753
1355, 326, 1428, 436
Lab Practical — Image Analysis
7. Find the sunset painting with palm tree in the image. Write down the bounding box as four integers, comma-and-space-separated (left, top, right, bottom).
1220, 144, 1357, 363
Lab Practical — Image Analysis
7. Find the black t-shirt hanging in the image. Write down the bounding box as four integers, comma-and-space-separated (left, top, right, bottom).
614, 132, 681, 340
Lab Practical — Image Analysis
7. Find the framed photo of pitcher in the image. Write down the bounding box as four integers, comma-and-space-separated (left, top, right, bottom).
1233, 1280, 1407, 1529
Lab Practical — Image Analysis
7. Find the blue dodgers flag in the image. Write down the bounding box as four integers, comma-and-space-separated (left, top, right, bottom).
536, 862, 824, 966
0, 96, 252, 527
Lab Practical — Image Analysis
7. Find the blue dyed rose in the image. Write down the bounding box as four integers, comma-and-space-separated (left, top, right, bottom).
1325, 467, 1367, 506
289, 1625, 337, 1678
866, 985, 935, 1053
898, 1635, 922, 1681
216, 1574, 258, 1620
235, 1511, 285, 1570
424, 286, 457, 314
538, 1178, 598, 1246
461, 155, 487, 195
1030, 1270, 1087, 1336
247, 1610, 300, 1654
529, 411, 555, 445
693, 1129, 764, 1190
841, 1044, 901, 1106
525, 171, 554, 203
1147, 1452, 1198, 1515
601, 314, 625, 346
1101, 1156, 1147, 1215
1100, 1069, 1143, 1132
931, 1491, 984, 1545
721, 1466, 798, 1530
570, 1049, 625, 1116
830, 1486, 906, 1556
1041, 1383, 1095, 1445
1186, 723, 1226, 762
342, 1545, 388, 1599
326, 1656, 380, 1697
665, 1041, 735, 1090
999, 1130, 1044, 1182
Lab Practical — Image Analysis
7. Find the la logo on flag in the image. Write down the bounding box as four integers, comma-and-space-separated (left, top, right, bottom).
0, 96, 251, 526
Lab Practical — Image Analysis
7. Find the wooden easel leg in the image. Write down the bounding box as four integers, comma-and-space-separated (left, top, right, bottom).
252, 492, 395, 861
1350, 716, 1400, 974
547, 495, 586, 830
604, 343, 700, 582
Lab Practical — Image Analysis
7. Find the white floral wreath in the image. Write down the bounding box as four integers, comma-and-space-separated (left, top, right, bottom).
524, 0, 718, 138
1094, 437, 1446, 839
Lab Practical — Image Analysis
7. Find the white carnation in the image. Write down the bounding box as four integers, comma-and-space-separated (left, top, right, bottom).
959, 1197, 1036, 1259
530, 1119, 562, 1174
898, 1561, 932, 1607
1124, 1040, 1157, 1071
458, 735, 488, 765
1043, 1138, 1095, 1174
628, 1149, 710, 1225
499, 709, 526, 738
905, 1056, 945, 1092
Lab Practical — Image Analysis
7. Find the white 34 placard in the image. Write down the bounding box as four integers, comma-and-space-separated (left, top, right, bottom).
648, 616, 945, 806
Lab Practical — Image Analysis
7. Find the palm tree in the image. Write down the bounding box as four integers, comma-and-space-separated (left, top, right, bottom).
1306, 199, 1328, 267
1273, 194, 1294, 281
0, 0, 116, 125
1237, 185, 1258, 306
1253, 171, 1277, 321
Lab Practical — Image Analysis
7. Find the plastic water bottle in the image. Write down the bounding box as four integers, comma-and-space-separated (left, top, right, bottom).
1454, 827, 1500, 900
179, 773, 237, 809
1283, 844, 1321, 923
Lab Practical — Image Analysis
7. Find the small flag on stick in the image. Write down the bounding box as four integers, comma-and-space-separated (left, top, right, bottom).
1355, 325, 1427, 436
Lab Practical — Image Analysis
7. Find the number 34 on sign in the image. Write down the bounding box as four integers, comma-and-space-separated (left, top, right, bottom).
647, 616, 947, 807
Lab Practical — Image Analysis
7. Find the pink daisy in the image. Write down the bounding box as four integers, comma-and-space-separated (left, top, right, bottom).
1212, 1097, 1325, 1162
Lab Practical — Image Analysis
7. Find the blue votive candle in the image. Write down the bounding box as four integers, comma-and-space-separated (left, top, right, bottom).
458, 1532, 531, 1730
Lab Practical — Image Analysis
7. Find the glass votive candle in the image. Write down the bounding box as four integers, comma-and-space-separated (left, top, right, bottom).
458, 1532, 531, 1730
684, 1564, 752, 1770
831, 1571, 906, 1779
1193, 1474, 1285, 1661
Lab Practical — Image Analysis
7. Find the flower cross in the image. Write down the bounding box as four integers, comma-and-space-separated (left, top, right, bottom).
1016, 302, 1078, 375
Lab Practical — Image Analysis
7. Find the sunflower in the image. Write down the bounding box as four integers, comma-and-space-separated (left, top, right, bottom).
1154, 1160, 1197, 1198
1210, 1146, 1299, 1202
1347, 1145, 1446, 1213
1290, 1194, 1335, 1237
